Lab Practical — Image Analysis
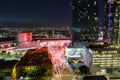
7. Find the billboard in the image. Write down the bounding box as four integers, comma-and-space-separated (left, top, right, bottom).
66, 48, 84, 58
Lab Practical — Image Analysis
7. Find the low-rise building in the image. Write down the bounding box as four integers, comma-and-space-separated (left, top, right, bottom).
89, 45, 120, 75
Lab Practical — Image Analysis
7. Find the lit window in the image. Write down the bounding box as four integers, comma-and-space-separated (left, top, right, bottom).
94, 1, 96, 5
72, 6, 74, 10
94, 13, 96, 15
88, 4, 90, 7
116, 14, 118, 16
88, 16, 90, 20
94, 17, 98, 20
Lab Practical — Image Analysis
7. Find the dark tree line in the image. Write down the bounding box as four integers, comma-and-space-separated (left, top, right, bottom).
79, 65, 91, 75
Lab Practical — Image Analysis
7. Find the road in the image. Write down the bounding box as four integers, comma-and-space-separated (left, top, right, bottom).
53, 56, 78, 80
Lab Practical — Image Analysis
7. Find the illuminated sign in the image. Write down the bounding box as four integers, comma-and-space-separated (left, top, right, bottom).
66, 48, 84, 58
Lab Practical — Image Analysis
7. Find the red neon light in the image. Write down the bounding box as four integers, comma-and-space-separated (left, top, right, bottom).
18, 32, 32, 42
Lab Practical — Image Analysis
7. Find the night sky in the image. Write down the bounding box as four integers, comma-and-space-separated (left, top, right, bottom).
0, 0, 71, 26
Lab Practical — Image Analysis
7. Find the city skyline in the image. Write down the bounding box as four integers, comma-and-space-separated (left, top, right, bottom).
0, 0, 120, 80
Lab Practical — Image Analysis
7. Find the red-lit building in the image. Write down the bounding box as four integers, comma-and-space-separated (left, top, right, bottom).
18, 32, 34, 48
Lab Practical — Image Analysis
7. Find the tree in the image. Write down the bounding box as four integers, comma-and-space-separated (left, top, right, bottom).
79, 65, 90, 75
37, 68, 47, 76
0, 72, 5, 80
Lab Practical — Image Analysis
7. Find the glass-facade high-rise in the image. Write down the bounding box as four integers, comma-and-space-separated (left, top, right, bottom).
111, 0, 120, 44
118, 0, 120, 44
71, 0, 120, 44
71, 0, 102, 42
103, 0, 119, 44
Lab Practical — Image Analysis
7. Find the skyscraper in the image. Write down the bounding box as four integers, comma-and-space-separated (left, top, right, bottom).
103, 0, 120, 44
103, 0, 119, 44
118, 0, 120, 44
71, 0, 103, 42
111, 0, 120, 44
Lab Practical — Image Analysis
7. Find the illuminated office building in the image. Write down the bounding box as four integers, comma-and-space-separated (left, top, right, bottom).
91, 47, 120, 74
100, 0, 120, 44
103, 0, 118, 44
71, 0, 120, 44
110, 0, 120, 44
71, 0, 103, 42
